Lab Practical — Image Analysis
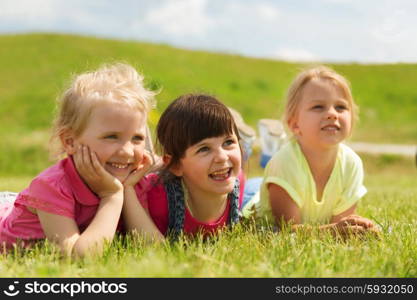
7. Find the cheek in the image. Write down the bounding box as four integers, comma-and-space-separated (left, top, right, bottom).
341, 113, 352, 126
93, 149, 112, 165
345, 113, 352, 124
231, 149, 242, 167
300, 114, 318, 128
134, 145, 145, 160
88, 142, 115, 164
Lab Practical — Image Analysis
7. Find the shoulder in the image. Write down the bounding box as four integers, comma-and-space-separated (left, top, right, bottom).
338, 144, 364, 172
271, 139, 296, 160
16, 160, 75, 217
35, 159, 68, 181
28, 160, 72, 196
264, 139, 303, 177
270, 139, 300, 164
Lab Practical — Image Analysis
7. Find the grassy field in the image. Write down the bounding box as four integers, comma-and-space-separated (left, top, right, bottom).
0, 152, 415, 277
0, 33, 416, 277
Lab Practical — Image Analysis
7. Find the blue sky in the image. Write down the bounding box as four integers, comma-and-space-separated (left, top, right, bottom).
1, 0, 417, 63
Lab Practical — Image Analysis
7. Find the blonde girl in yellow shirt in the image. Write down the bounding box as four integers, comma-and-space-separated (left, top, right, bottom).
258, 66, 380, 238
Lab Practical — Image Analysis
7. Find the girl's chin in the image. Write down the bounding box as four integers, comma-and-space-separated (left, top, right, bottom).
106, 169, 131, 182
115, 175, 129, 182
211, 178, 237, 194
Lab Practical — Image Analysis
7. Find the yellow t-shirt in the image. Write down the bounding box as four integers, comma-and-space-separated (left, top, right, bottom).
257, 139, 367, 224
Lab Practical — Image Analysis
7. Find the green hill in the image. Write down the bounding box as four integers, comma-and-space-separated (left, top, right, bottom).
1, 33, 416, 176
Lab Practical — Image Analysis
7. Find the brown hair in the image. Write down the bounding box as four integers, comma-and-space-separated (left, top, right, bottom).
156, 93, 241, 180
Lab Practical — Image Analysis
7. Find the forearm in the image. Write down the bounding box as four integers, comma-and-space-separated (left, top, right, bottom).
123, 187, 164, 241
72, 191, 124, 257
290, 223, 337, 234
290, 222, 376, 239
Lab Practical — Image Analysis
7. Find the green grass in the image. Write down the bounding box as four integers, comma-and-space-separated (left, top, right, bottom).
1, 153, 416, 277
1, 222, 414, 277
0, 33, 415, 277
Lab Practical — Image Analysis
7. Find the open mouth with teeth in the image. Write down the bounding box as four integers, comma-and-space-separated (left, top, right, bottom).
209, 168, 232, 181
106, 162, 132, 170
321, 125, 340, 131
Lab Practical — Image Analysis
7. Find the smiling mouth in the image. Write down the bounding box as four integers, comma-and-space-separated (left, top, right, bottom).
106, 162, 131, 170
321, 125, 340, 131
209, 168, 232, 181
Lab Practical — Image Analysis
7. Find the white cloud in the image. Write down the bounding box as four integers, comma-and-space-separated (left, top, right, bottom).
272, 48, 320, 62
143, 0, 213, 36
370, 7, 412, 43
0, 0, 59, 24
0, 0, 115, 34
1, 0, 417, 63
319, 0, 360, 3
220, 2, 281, 24
254, 3, 280, 21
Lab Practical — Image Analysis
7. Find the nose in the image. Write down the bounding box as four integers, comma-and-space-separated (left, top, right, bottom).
214, 147, 228, 163
326, 106, 338, 120
118, 141, 135, 157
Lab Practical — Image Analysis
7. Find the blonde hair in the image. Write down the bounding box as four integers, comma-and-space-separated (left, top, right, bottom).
50, 63, 156, 157
283, 65, 358, 135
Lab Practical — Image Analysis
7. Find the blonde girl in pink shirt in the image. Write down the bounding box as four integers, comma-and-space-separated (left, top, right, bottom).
0, 63, 159, 256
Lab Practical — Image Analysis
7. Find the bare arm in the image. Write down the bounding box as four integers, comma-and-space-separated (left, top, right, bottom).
268, 183, 379, 237
42, 145, 125, 257
37, 190, 123, 257
268, 183, 301, 226
122, 153, 164, 242
123, 187, 164, 241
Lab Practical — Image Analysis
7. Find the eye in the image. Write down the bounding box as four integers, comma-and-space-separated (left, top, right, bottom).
104, 134, 117, 139
196, 146, 210, 154
132, 135, 144, 143
311, 105, 323, 110
336, 105, 348, 111
223, 138, 235, 147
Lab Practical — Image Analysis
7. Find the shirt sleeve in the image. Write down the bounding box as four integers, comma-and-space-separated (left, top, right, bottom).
332, 149, 367, 215
135, 173, 168, 235
262, 146, 304, 208
134, 174, 156, 211
18, 176, 75, 218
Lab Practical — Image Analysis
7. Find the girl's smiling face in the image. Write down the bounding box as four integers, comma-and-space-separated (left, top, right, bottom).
289, 79, 352, 150
171, 133, 242, 199
65, 102, 147, 183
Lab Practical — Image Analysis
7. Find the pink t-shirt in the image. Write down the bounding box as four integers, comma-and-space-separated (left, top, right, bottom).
134, 172, 245, 236
0, 157, 121, 249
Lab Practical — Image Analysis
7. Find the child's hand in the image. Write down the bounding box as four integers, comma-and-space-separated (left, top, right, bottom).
337, 215, 375, 229
335, 215, 381, 238
123, 151, 153, 188
74, 145, 123, 198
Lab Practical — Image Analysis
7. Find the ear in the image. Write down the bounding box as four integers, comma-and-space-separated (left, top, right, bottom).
163, 154, 183, 177
60, 129, 77, 155
288, 117, 301, 136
